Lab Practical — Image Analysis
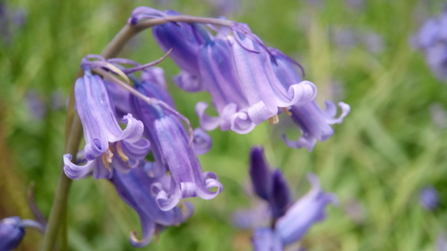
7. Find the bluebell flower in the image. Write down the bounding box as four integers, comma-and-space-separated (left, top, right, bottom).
275, 174, 338, 245
270, 169, 291, 219
249, 147, 291, 219
195, 27, 317, 134
63, 71, 150, 179
0, 216, 44, 251
419, 185, 439, 211
130, 71, 222, 211
236, 147, 337, 250
130, 8, 348, 145
270, 48, 350, 151
249, 146, 273, 201
196, 32, 256, 133
230, 31, 317, 125
109, 164, 192, 247
413, 9, 447, 81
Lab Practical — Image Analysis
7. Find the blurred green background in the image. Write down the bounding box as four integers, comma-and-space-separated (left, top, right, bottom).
1, 0, 447, 250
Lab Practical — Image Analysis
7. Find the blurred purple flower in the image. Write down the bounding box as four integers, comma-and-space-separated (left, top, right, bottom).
25, 90, 46, 120
275, 173, 338, 245
249, 146, 272, 201
419, 185, 439, 210
0, 216, 44, 251
430, 103, 447, 128
331, 27, 384, 55
346, 0, 365, 11
236, 146, 337, 250
232, 201, 270, 229
344, 199, 366, 224
413, 9, 447, 81
252, 227, 283, 251
63, 71, 150, 179
0, 2, 26, 43
437, 233, 447, 251
49, 90, 65, 110
109, 165, 192, 247
249, 146, 291, 219
205, 0, 240, 16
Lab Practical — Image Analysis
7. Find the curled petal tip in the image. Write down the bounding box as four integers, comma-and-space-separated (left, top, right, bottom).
192, 127, 212, 155
289, 81, 317, 106
325, 101, 350, 124
195, 102, 220, 131
281, 134, 316, 152
129, 230, 152, 248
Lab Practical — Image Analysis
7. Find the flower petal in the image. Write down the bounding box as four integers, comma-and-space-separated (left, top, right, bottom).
192, 127, 212, 155
275, 173, 337, 245
251, 227, 283, 251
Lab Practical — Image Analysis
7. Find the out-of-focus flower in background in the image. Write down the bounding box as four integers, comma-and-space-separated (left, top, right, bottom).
0, 2, 26, 44
0, 216, 44, 251
419, 185, 439, 211
412, 9, 447, 81
430, 103, 447, 128
346, 0, 365, 11
204, 0, 240, 16
25, 90, 46, 120
235, 146, 337, 250
331, 27, 385, 55
437, 233, 447, 251
344, 199, 367, 225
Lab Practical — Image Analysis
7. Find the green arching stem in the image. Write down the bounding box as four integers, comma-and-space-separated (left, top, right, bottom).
40, 14, 235, 251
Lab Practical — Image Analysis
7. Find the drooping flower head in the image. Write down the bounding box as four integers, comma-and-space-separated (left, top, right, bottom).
131, 8, 318, 134
129, 69, 222, 211
0, 217, 44, 251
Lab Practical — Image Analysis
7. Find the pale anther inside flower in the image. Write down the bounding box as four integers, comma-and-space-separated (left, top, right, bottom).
282, 107, 292, 116
268, 115, 279, 125
116, 142, 129, 162
101, 146, 114, 171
